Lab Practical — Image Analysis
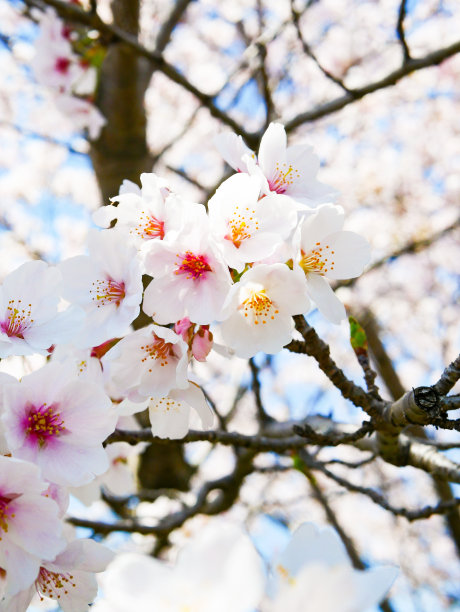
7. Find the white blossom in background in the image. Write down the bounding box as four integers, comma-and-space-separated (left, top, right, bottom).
0, 456, 66, 597
293, 204, 371, 323
54, 95, 106, 140
102, 324, 189, 401
143, 219, 232, 325
60, 229, 143, 348
2, 362, 117, 486
0, 260, 83, 357
148, 382, 215, 439
208, 173, 297, 272
1, 537, 114, 612
220, 263, 310, 358
264, 523, 398, 612
95, 521, 265, 612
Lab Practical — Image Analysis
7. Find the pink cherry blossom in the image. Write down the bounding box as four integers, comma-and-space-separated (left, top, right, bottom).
59, 229, 143, 348
2, 362, 117, 487
0, 456, 66, 597
143, 222, 232, 325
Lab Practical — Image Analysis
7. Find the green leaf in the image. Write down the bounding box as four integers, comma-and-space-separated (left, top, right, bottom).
349, 316, 368, 353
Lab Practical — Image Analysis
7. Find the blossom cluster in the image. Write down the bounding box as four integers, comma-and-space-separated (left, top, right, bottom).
30, 6, 105, 139
95, 520, 397, 611
0, 121, 371, 608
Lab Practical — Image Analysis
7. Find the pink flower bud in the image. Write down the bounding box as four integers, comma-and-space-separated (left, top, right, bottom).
191, 326, 213, 362
174, 317, 193, 342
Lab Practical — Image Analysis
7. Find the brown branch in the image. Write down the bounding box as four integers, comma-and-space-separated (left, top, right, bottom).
287, 315, 381, 417
298, 450, 460, 521
249, 357, 273, 424
285, 39, 460, 132
396, 0, 411, 63
155, 0, 193, 53
106, 421, 373, 451
433, 354, 460, 396
290, 1, 351, 94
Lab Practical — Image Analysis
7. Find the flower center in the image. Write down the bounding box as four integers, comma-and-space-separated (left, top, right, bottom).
241, 288, 278, 325
299, 243, 335, 276
0, 495, 16, 536
175, 252, 212, 281
140, 334, 176, 370
24, 404, 66, 448
225, 206, 258, 248
91, 278, 126, 307
135, 211, 165, 240
0, 299, 33, 338
268, 162, 300, 194
54, 57, 71, 74
37, 567, 76, 602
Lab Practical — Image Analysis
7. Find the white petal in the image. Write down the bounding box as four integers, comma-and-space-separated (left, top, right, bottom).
306, 274, 346, 323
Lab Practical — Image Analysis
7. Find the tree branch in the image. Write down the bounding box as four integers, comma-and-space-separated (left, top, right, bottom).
285, 39, 460, 132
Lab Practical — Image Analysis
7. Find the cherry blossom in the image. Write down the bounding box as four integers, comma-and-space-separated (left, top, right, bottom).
2, 362, 117, 487
54, 95, 106, 140
143, 222, 232, 325
148, 383, 215, 439
92, 173, 181, 247
216, 123, 337, 207
1, 537, 114, 612
71, 441, 145, 506
174, 318, 213, 362
214, 131, 254, 173
294, 204, 371, 323
59, 229, 143, 348
220, 264, 310, 358
0, 456, 66, 597
95, 521, 265, 612
0, 260, 82, 358
265, 522, 397, 612
208, 173, 297, 272
102, 324, 189, 401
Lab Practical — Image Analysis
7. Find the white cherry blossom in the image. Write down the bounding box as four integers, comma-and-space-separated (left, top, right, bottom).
220, 263, 310, 358
96, 521, 265, 612
265, 523, 397, 612
214, 131, 255, 173
0, 456, 66, 597
247, 122, 337, 206
148, 382, 215, 439
1, 537, 114, 612
0, 260, 82, 358
208, 173, 297, 272
294, 204, 371, 323
2, 362, 117, 487
59, 229, 143, 348
102, 324, 189, 401
92, 173, 186, 248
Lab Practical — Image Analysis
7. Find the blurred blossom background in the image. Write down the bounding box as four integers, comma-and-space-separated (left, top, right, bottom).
0, 0, 459, 610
